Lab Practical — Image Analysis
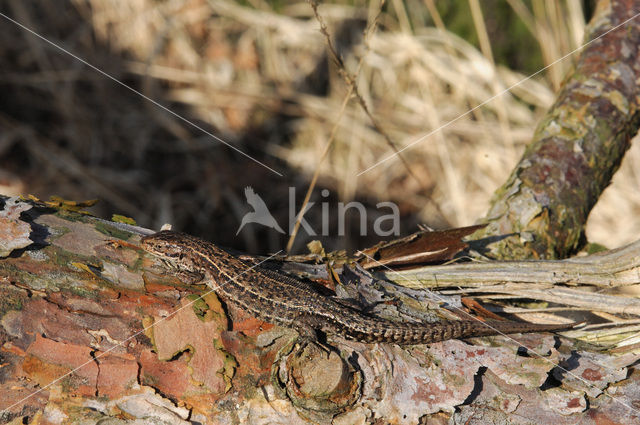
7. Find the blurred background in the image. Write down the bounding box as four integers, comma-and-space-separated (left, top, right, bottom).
0, 0, 638, 254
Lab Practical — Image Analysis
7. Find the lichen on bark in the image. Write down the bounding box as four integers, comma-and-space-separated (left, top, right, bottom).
477, 0, 640, 260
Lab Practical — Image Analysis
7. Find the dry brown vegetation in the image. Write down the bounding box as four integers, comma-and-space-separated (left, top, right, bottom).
0, 0, 638, 253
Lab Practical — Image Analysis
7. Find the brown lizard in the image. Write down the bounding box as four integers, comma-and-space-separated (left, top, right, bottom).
141, 230, 575, 345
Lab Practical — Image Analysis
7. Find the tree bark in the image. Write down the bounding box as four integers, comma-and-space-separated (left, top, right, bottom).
476, 0, 640, 260
1, 198, 640, 424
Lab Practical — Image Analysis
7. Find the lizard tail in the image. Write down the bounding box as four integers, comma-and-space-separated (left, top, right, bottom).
345, 319, 576, 345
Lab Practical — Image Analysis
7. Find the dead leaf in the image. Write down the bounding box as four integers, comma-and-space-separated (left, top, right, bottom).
28, 195, 99, 214
306, 240, 325, 256
356, 224, 486, 269
112, 214, 137, 225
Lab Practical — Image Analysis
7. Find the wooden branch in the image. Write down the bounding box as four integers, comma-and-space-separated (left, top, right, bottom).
476, 0, 640, 260
380, 239, 640, 315
382, 239, 640, 289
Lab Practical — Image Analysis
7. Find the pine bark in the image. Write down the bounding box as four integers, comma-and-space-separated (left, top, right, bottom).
476, 0, 640, 259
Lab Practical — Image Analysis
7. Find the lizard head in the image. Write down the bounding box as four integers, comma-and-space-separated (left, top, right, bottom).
140, 230, 200, 273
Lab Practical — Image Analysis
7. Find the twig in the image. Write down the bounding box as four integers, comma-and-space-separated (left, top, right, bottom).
307, 0, 429, 192
286, 1, 385, 253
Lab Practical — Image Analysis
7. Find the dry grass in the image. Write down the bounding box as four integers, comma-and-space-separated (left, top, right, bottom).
0, 0, 637, 253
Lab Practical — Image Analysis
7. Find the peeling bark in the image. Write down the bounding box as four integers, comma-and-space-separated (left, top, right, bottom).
1, 199, 640, 424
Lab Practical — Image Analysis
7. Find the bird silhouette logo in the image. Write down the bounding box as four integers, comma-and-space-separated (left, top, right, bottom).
236, 186, 285, 235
